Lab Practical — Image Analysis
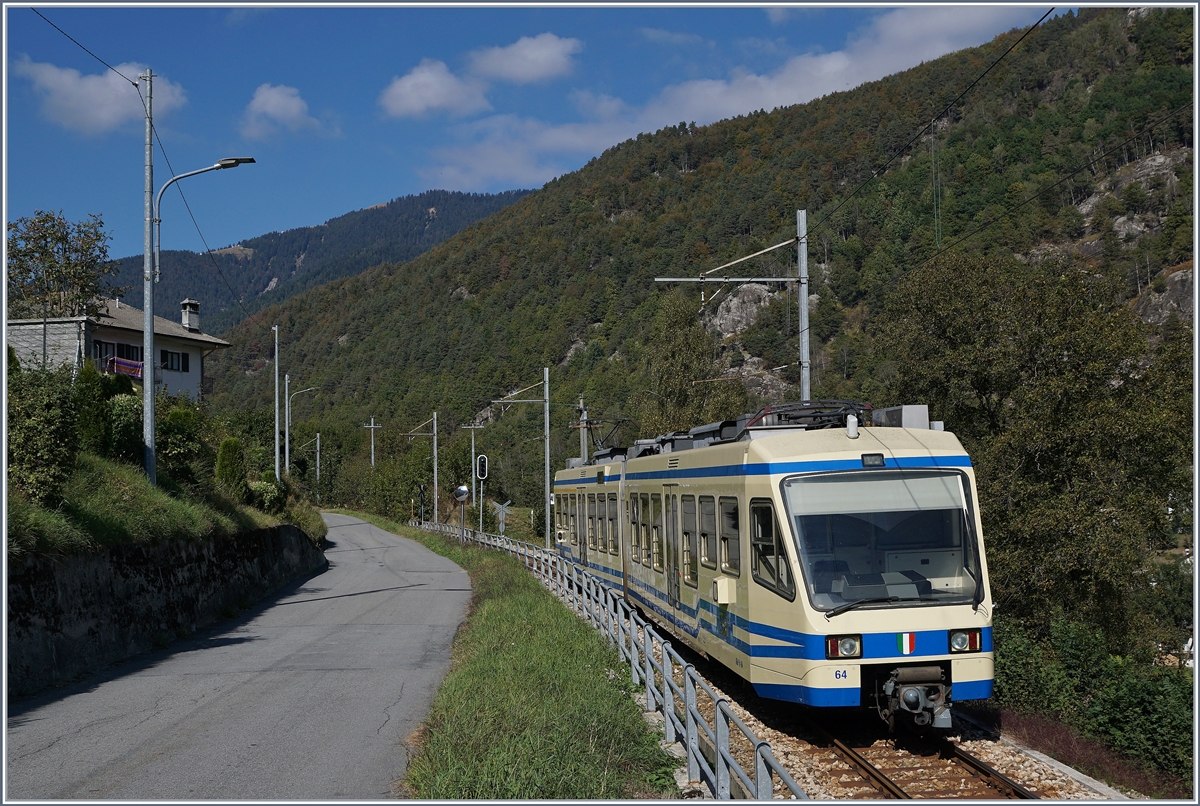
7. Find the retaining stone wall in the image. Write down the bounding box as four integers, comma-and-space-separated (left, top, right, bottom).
7, 525, 327, 698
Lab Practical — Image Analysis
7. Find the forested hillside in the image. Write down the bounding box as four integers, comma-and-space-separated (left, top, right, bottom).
208, 7, 1192, 730
111, 189, 530, 333
211, 7, 1190, 485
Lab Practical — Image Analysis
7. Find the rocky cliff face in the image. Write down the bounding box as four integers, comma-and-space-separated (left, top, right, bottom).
1133, 265, 1193, 326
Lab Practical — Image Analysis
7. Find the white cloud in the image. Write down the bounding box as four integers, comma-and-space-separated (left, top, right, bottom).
12, 55, 185, 135
417, 7, 1042, 190
765, 8, 794, 26
241, 84, 321, 140
638, 28, 706, 47
640, 7, 1039, 127
468, 32, 582, 83
379, 59, 490, 117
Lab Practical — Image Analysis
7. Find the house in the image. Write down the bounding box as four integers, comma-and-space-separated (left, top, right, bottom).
6, 298, 230, 399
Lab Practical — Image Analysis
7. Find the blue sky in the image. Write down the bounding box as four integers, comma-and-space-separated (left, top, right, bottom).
5, 4, 1053, 261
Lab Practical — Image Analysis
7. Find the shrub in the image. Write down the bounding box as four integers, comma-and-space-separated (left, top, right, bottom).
249, 479, 285, 514
74, 361, 112, 456
158, 405, 203, 484
109, 394, 143, 464
994, 616, 1194, 780
215, 437, 250, 503
7, 365, 78, 507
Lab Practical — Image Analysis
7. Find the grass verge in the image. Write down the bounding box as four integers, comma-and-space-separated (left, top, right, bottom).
7, 452, 324, 558
332, 510, 678, 799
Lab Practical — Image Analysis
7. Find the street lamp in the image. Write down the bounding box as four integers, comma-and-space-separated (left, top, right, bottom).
273, 324, 279, 481
144, 156, 255, 485
286, 375, 316, 473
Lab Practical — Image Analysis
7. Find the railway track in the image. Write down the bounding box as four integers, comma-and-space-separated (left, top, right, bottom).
799, 716, 1038, 799
649, 636, 1083, 799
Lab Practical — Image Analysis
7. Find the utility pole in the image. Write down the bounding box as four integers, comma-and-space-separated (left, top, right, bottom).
460, 423, 485, 507
404, 412, 438, 523
273, 325, 280, 480
362, 416, 382, 467
797, 209, 810, 401
654, 210, 811, 401
491, 367, 552, 548
142, 68, 156, 484
577, 396, 588, 463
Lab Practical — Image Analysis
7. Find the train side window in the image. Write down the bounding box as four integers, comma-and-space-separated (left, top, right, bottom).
651, 494, 663, 570
608, 494, 619, 556
699, 496, 717, 569
640, 494, 651, 565
597, 495, 607, 552
719, 496, 741, 575
630, 494, 641, 564
682, 495, 698, 586
750, 499, 795, 600
569, 495, 578, 545
587, 494, 597, 549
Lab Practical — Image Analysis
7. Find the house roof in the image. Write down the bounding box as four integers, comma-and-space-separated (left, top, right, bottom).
92, 298, 231, 349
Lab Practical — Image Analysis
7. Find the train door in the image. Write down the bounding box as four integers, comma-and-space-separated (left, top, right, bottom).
579, 490, 590, 569
665, 491, 681, 617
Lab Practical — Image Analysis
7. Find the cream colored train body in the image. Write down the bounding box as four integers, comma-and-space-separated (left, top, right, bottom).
553, 403, 994, 728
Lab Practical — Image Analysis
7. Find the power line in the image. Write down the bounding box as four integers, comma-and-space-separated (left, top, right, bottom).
911, 100, 1194, 273
809, 7, 1056, 237
31, 7, 266, 340
30, 8, 137, 85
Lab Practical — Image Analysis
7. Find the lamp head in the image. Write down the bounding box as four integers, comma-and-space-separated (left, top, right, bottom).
217, 157, 256, 169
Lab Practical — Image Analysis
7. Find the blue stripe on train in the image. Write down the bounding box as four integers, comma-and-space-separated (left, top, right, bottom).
554, 455, 972, 486
753, 678, 993, 707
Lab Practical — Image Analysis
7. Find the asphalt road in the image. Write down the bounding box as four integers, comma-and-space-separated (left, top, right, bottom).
5, 513, 471, 800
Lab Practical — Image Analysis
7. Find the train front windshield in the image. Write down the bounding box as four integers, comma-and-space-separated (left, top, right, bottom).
781, 470, 983, 613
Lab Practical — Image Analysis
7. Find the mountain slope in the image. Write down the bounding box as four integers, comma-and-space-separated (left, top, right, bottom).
112, 189, 531, 333
207, 7, 1192, 499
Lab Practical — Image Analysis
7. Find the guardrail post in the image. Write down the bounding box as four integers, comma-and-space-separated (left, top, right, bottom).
716, 703, 731, 799
643, 629, 655, 710
755, 741, 771, 799
662, 643, 676, 744
684, 666, 700, 784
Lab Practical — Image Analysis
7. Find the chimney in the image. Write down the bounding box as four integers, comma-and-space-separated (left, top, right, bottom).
181, 298, 200, 332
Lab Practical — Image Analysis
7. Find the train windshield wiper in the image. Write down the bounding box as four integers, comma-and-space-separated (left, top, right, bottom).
824, 596, 933, 618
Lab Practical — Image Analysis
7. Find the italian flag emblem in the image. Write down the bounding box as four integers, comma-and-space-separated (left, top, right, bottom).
898, 633, 916, 655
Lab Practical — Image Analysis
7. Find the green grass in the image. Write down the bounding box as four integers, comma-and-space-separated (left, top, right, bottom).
7, 452, 325, 557
335, 510, 678, 799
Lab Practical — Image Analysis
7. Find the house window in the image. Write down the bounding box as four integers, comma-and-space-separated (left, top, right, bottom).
94, 341, 142, 362
161, 350, 190, 373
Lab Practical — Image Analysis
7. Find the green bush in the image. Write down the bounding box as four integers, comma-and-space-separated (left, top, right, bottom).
249, 479, 285, 514
994, 617, 1193, 780
158, 405, 203, 484
215, 437, 250, 503
109, 394, 143, 464
7, 365, 78, 507
74, 361, 112, 456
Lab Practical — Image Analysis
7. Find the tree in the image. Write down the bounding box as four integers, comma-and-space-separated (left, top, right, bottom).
6, 210, 123, 320
635, 291, 747, 438
877, 252, 1190, 652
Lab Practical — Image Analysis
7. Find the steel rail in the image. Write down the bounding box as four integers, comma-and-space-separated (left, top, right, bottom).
950, 744, 1040, 799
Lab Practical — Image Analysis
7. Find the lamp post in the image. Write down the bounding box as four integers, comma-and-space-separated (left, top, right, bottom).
286, 376, 316, 473
272, 325, 280, 480
143, 155, 254, 485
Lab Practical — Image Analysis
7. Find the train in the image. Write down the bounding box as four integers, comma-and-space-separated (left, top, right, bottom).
552, 400, 993, 729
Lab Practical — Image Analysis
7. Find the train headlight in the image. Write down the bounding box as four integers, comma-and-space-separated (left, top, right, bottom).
826, 634, 862, 659
949, 629, 982, 653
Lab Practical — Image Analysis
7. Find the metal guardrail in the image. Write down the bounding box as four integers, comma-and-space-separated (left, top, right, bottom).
411, 519, 808, 800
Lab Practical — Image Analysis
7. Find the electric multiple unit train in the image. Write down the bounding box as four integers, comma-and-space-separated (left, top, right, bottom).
552, 401, 993, 729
